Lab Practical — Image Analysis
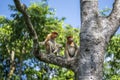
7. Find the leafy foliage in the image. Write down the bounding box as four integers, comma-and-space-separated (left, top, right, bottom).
104, 35, 120, 80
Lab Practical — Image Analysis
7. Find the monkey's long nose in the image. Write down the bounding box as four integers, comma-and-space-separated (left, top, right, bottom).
70, 39, 73, 41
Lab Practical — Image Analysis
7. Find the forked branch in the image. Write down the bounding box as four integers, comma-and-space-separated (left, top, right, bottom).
105, 0, 120, 38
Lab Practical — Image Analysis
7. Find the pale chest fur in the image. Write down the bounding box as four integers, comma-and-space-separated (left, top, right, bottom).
67, 42, 76, 57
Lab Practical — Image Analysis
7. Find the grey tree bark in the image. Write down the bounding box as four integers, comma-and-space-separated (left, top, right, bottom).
13, 0, 120, 80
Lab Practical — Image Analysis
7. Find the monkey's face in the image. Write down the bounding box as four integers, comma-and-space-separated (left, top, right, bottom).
51, 34, 58, 39
68, 38, 73, 42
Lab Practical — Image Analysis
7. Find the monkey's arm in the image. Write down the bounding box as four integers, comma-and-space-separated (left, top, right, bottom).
46, 41, 53, 54
74, 43, 78, 57
65, 50, 69, 59
75, 49, 78, 57
65, 44, 70, 59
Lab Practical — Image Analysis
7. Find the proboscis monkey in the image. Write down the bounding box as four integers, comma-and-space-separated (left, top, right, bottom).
65, 36, 78, 60
44, 32, 62, 55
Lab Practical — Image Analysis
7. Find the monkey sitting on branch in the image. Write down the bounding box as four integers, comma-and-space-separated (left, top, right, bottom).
40, 32, 62, 55
65, 36, 78, 60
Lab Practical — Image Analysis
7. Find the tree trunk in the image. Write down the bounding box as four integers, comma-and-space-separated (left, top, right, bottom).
74, 0, 120, 80
74, 1, 105, 79
75, 33, 106, 80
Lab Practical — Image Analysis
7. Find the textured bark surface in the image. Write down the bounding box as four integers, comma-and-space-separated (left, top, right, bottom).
76, 1, 105, 79
76, 0, 120, 80
13, 0, 120, 80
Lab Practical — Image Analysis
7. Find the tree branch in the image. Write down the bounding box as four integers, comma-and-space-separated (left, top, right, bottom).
13, 0, 75, 71
34, 52, 77, 71
109, 0, 120, 20
103, 0, 120, 42
13, 0, 38, 40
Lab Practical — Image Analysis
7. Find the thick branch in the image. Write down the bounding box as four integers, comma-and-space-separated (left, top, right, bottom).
13, 0, 74, 70
109, 0, 120, 20
34, 52, 77, 71
102, 0, 120, 42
